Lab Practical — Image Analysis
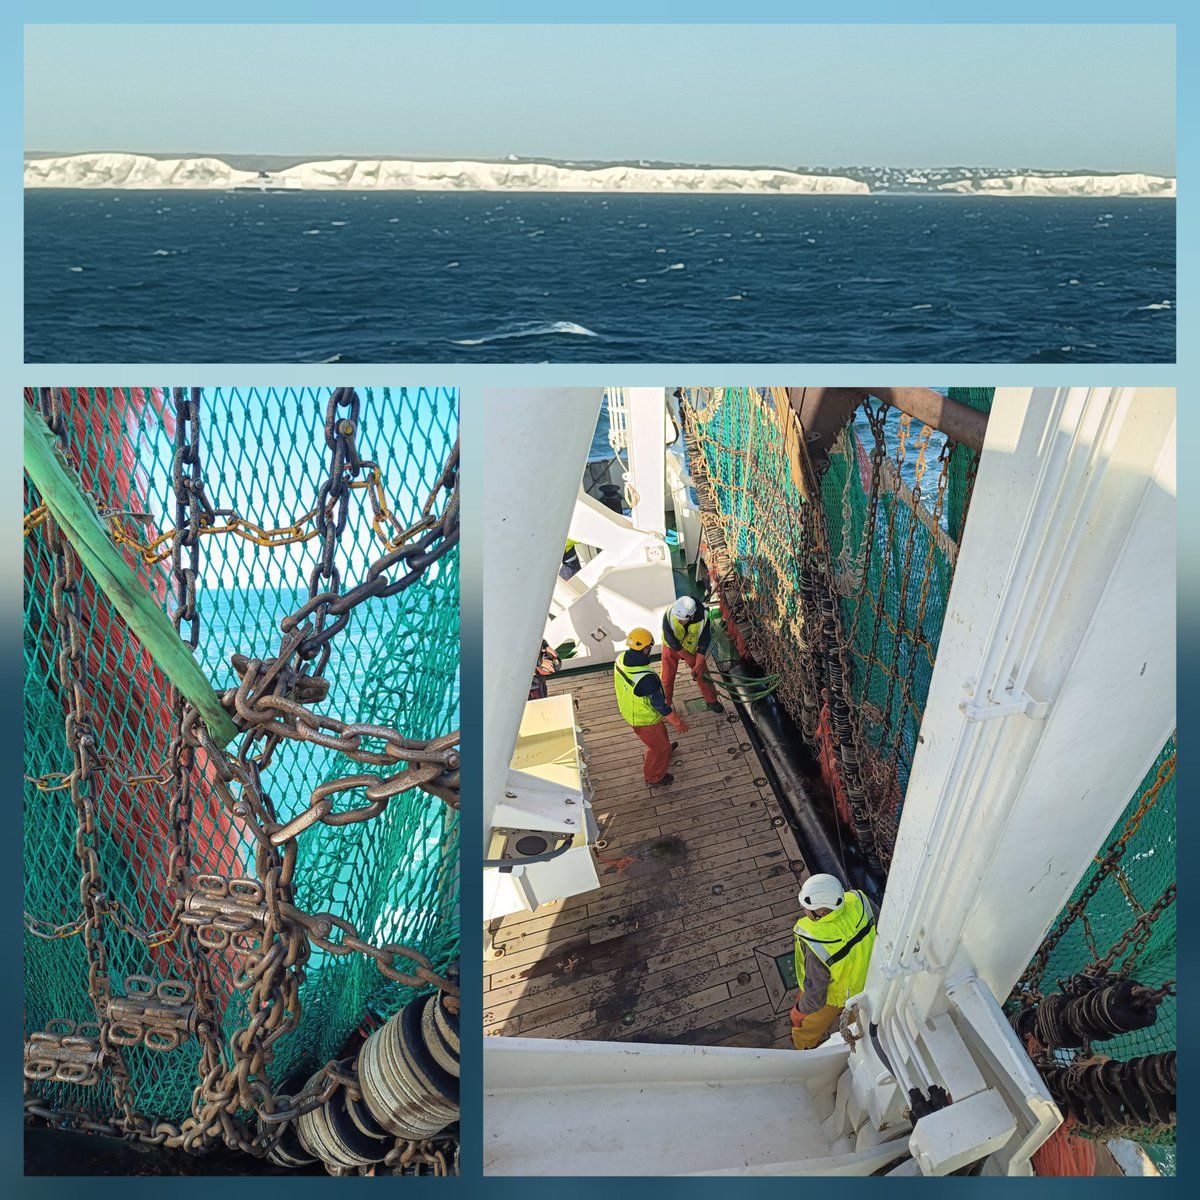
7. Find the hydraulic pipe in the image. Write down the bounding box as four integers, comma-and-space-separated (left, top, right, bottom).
24, 401, 238, 746
730, 669, 885, 907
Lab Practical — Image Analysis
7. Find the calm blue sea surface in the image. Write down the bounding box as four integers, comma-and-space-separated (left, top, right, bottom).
25, 191, 1174, 363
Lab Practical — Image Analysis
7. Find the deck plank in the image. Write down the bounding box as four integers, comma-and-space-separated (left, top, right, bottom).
485, 666, 810, 1049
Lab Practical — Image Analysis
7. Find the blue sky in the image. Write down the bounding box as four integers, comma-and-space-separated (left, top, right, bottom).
25, 24, 1175, 172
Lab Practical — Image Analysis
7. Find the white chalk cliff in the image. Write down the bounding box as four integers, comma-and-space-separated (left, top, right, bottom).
24, 154, 1176, 197
24, 153, 869, 195
936, 173, 1175, 198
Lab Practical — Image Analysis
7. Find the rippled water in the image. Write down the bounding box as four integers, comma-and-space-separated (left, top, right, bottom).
25, 191, 1175, 363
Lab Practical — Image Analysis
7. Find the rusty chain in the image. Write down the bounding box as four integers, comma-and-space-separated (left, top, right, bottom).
40, 397, 139, 1133
27, 463, 414, 563
102, 466, 411, 562
1092, 884, 1176, 979
1016, 751, 1175, 999
175, 388, 459, 1155
24, 900, 176, 948
25, 387, 460, 1168
683, 390, 969, 873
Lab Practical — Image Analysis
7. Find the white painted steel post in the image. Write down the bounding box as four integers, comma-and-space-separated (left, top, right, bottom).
482, 390, 603, 836
624, 388, 668, 536
866, 387, 1176, 1030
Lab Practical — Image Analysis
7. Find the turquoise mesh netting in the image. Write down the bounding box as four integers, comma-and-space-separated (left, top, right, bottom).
24, 386, 459, 1124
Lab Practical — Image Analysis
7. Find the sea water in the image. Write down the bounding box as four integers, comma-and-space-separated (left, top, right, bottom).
592, 391, 951, 509
25, 191, 1174, 363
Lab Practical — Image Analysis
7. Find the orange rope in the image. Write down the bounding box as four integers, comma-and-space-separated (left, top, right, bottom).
815, 700, 852, 827
1024, 1031, 1097, 1176
1032, 1115, 1096, 1176
595, 852, 635, 873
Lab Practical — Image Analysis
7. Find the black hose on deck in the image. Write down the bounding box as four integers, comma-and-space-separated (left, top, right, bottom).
722, 659, 886, 908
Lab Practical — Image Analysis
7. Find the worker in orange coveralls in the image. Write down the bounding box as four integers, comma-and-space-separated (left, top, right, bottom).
661, 596, 723, 714
613, 627, 689, 787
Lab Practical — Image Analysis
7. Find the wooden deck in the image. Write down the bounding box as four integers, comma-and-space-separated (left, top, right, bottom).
484, 665, 809, 1049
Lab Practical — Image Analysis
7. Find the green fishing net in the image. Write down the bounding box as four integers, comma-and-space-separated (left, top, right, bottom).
24, 386, 459, 1125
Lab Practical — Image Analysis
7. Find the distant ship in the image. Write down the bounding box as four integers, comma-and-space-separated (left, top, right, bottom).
230, 170, 302, 193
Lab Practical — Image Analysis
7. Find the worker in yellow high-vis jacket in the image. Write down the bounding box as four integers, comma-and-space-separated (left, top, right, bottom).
788, 873, 878, 1050
661, 596, 723, 713
614, 627, 689, 786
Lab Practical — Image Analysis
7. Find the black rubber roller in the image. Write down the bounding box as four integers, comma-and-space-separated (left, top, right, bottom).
296, 1069, 388, 1169
359, 994, 459, 1139
266, 1120, 317, 1168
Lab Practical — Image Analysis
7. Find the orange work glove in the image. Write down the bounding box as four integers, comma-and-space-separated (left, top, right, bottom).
789, 1004, 807, 1028
691, 654, 707, 682
666, 711, 689, 734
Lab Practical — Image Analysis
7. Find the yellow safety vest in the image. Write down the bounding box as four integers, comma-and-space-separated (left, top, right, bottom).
793, 889, 876, 1007
667, 610, 707, 655
614, 652, 662, 727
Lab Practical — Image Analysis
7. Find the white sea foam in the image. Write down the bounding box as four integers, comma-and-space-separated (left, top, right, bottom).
451, 320, 599, 346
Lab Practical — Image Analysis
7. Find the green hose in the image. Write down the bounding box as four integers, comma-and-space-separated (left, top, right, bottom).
704, 662, 781, 702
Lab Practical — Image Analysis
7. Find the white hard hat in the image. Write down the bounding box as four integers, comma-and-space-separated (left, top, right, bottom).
672, 596, 701, 622
798, 873, 845, 912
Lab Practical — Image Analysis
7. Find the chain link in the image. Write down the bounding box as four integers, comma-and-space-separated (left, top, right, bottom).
177, 388, 458, 1154
43, 469, 140, 1131
25, 387, 460, 1167
681, 389, 980, 874
1017, 751, 1175, 998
